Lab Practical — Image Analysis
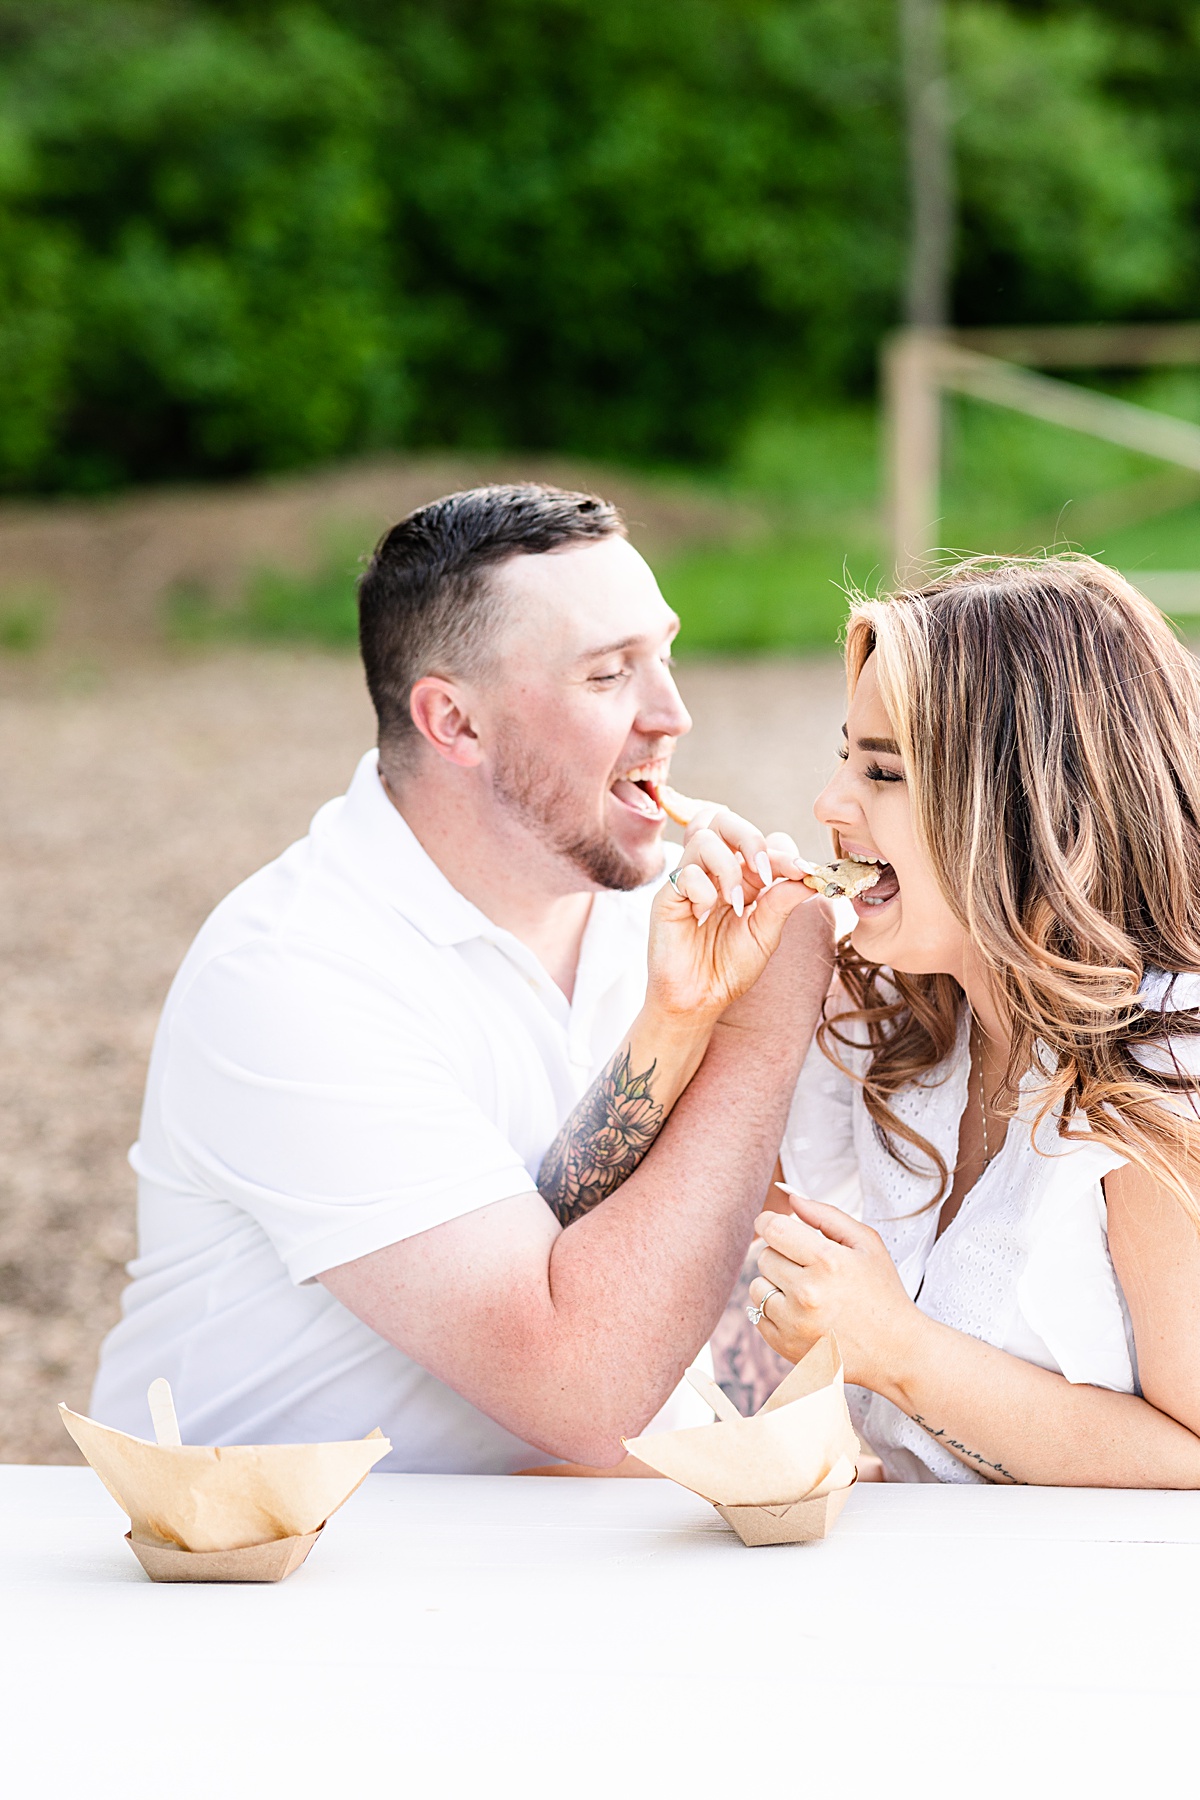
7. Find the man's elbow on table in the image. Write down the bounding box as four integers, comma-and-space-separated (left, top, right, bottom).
317, 1191, 668, 1469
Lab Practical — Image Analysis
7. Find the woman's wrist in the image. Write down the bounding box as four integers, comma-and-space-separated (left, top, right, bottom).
868, 1307, 943, 1411
636, 995, 723, 1046
626, 1003, 716, 1102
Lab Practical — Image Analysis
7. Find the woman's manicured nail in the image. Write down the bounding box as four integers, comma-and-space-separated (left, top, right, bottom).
755, 852, 773, 886
792, 856, 815, 874
697, 908, 712, 926
731, 884, 744, 917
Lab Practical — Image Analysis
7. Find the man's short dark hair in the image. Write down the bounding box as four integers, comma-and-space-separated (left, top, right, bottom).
358, 483, 625, 755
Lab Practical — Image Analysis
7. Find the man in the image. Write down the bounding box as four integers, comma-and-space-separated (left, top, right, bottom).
91, 484, 831, 1470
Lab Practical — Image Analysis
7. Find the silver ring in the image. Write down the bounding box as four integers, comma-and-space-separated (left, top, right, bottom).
668, 868, 683, 893
746, 1284, 781, 1327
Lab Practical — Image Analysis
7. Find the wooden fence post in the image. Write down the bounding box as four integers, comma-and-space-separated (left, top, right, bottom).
884, 329, 943, 582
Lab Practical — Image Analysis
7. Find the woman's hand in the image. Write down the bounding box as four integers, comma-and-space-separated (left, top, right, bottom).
748, 1191, 928, 1393
754, 1185, 1200, 1491
647, 808, 821, 1022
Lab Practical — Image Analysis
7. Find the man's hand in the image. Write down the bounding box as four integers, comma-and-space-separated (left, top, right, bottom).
535, 806, 831, 1229
320, 856, 834, 1467
320, 801, 837, 1469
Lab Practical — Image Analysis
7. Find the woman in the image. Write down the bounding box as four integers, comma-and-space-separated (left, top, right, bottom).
679, 554, 1200, 1485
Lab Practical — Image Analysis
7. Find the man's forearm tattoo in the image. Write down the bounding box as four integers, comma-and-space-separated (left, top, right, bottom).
538, 1046, 666, 1227
912, 1413, 1027, 1485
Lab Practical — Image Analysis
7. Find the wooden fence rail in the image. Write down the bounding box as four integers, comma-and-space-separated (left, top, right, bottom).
885, 324, 1200, 580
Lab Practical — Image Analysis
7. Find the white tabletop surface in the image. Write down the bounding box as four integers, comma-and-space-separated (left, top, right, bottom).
3, 1466, 1198, 1799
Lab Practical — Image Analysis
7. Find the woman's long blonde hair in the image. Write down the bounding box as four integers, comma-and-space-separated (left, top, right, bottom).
821, 553, 1200, 1217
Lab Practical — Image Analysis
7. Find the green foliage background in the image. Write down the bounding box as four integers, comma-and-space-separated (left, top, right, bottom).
1, 0, 1198, 495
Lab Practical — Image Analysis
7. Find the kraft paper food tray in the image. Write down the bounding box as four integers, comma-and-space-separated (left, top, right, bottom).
712, 1484, 856, 1547
60, 1394, 390, 1582
122, 1527, 326, 1583
623, 1334, 859, 1546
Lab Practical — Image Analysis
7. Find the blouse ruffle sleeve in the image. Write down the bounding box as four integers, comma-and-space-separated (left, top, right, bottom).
779, 1000, 862, 1217
1014, 970, 1200, 1396
1013, 1136, 1136, 1391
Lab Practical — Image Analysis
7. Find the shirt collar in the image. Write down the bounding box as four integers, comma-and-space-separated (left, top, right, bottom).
317, 751, 498, 948
320, 751, 670, 992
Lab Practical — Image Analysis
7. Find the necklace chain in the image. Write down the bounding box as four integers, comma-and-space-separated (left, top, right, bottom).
973, 1019, 991, 1167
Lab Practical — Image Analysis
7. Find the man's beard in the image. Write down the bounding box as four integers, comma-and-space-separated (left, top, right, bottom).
491, 727, 662, 892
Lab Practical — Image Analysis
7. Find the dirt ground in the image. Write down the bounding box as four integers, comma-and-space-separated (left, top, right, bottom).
0, 451, 770, 653
0, 643, 847, 1463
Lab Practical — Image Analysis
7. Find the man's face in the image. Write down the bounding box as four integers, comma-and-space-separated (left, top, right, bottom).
480, 536, 692, 890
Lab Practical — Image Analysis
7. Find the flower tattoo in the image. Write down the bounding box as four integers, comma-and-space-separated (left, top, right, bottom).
538, 1047, 666, 1226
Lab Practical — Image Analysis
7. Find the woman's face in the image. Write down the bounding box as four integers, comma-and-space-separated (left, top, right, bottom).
813, 654, 968, 978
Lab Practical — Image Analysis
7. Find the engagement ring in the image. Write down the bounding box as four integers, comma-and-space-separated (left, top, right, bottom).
746, 1285, 780, 1326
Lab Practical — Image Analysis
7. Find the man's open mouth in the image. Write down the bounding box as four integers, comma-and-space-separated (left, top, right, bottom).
609, 761, 669, 821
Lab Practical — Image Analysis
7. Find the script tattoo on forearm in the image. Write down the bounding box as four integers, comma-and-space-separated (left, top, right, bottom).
538, 1046, 666, 1227
912, 1413, 1027, 1485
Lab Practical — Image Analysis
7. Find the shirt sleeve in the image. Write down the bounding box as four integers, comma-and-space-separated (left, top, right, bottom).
155, 940, 541, 1285
779, 1021, 861, 1215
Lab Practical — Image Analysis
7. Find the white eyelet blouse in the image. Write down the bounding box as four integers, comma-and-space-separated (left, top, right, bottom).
778, 970, 1200, 1483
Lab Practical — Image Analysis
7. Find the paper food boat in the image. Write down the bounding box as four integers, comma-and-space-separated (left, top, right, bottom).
623, 1334, 859, 1546
60, 1379, 390, 1582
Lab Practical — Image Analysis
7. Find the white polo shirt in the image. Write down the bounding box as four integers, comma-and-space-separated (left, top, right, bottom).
91, 751, 708, 1471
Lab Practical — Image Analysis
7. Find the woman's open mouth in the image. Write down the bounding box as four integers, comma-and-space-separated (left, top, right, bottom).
852, 860, 899, 915
609, 761, 669, 822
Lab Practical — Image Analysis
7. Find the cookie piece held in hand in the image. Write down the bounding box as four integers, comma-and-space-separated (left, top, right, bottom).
648, 782, 705, 828
803, 857, 882, 901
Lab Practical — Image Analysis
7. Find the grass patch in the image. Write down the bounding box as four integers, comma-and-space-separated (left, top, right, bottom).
659, 536, 879, 653
1091, 500, 1200, 573
938, 369, 1200, 561
0, 591, 51, 652
172, 530, 882, 659
237, 562, 360, 644
170, 550, 363, 647
939, 397, 1158, 551
163, 379, 1200, 655
658, 405, 883, 651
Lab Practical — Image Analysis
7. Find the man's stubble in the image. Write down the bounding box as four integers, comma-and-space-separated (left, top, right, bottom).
491, 721, 663, 893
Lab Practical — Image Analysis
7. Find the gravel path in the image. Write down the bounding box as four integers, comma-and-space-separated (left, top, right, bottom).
0, 646, 847, 1462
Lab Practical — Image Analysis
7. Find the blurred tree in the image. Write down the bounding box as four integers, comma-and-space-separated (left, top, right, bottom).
0, 0, 1195, 490
999, 1, 1200, 310
952, 2, 1186, 323
0, 2, 401, 487
318, 0, 905, 459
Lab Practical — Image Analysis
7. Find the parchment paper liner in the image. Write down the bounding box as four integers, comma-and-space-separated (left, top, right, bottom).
60, 1402, 390, 1581
623, 1334, 859, 1545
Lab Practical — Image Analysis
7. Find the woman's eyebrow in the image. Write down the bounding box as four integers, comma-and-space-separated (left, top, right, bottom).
840, 723, 901, 755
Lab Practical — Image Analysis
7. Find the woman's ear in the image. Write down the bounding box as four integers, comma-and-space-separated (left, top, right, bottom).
408, 676, 484, 768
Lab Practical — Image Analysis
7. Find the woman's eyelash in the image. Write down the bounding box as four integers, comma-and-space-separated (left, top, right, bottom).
836, 744, 903, 782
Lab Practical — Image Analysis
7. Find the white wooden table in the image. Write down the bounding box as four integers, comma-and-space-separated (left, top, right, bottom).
3, 1467, 1197, 1799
